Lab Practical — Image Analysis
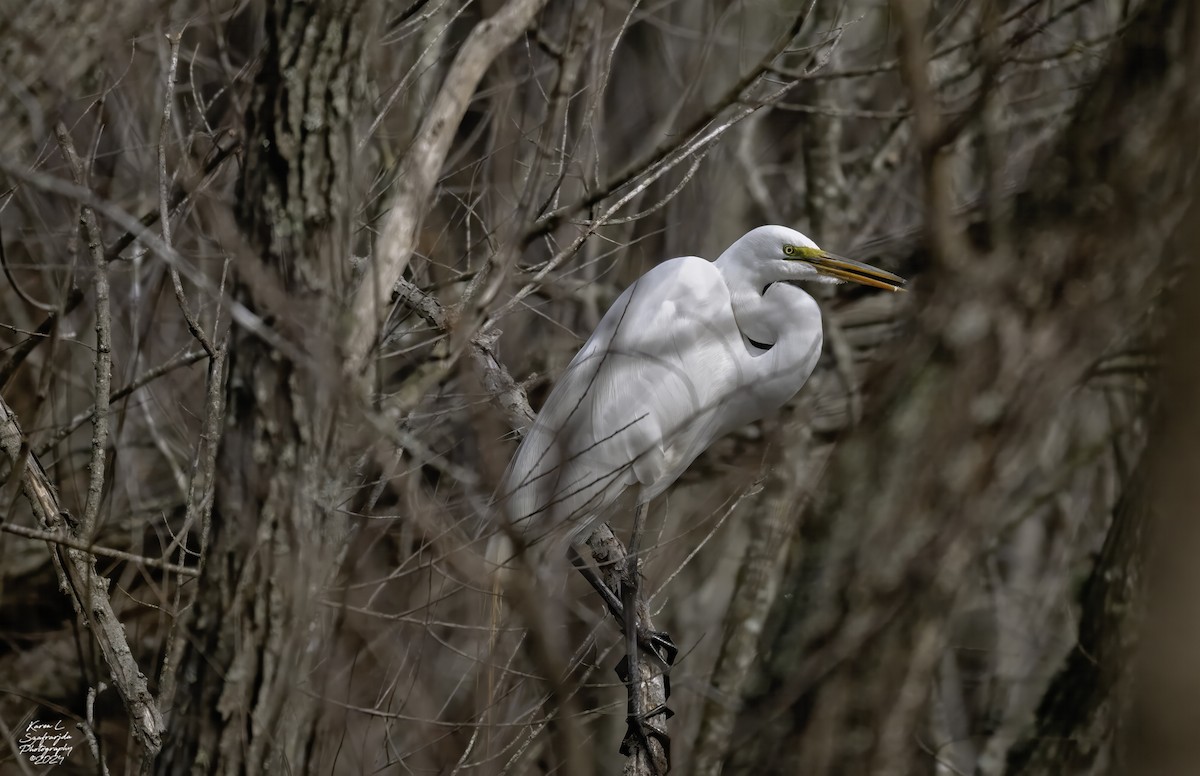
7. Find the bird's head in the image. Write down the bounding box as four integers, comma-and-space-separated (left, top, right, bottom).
720, 225, 907, 293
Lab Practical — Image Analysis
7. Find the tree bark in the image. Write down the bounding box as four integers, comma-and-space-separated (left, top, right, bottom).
156, 2, 375, 773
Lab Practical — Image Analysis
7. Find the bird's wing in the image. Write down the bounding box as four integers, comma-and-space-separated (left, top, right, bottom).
582, 257, 741, 476
502, 257, 747, 540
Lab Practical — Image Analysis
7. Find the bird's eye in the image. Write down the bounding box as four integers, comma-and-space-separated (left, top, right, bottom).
783, 245, 797, 257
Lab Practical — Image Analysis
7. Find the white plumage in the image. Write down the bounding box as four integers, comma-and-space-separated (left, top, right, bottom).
497, 225, 904, 560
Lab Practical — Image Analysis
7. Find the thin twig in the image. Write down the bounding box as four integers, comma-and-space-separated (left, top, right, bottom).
53, 123, 110, 539
394, 278, 536, 430
44, 348, 208, 450
80, 683, 112, 776
160, 30, 216, 357
359, 0, 470, 151
0, 523, 199, 577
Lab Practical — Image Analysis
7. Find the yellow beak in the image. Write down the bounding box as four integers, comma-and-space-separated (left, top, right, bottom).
806, 251, 907, 293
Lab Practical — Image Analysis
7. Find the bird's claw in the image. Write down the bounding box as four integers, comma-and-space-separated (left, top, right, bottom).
616, 630, 677, 699
647, 630, 678, 667
615, 629, 676, 774
615, 630, 678, 674
619, 704, 674, 773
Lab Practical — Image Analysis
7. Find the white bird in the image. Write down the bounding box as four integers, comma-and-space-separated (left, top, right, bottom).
497, 225, 906, 562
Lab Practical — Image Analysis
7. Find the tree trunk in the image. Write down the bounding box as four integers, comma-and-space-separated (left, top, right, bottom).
156, 2, 374, 773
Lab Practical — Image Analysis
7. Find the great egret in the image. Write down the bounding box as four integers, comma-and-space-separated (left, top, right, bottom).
491, 225, 905, 770
499, 225, 906, 558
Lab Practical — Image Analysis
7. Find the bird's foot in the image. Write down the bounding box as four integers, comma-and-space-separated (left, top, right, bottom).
616, 630, 677, 680
615, 631, 676, 774
615, 630, 677, 694
644, 630, 678, 668
619, 703, 673, 773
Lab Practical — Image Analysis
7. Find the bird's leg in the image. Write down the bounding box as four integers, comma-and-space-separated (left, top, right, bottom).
621, 503, 677, 664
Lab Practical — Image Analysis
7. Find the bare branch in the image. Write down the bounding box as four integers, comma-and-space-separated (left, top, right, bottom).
0, 522, 199, 578
53, 122, 110, 538
344, 0, 553, 376
159, 29, 216, 357
0, 396, 164, 754
394, 277, 535, 431
525, 3, 816, 242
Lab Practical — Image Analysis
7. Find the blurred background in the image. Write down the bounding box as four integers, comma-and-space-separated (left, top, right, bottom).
1, 0, 1196, 773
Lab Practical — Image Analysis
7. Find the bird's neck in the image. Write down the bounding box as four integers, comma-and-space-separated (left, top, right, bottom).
724, 271, 783, 346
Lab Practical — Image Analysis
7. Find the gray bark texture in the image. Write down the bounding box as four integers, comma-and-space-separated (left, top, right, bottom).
155, 2, 375, 773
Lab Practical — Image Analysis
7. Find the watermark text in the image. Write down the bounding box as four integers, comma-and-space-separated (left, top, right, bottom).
19, 719, 75, 766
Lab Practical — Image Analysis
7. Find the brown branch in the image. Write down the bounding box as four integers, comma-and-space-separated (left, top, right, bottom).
394, 278, 535, 431
159, 29, 216, 358
53, 123, 110, 538
0, 523, 199, 578
0, 396, 164, 754
344, 0, 553, 376
585, 524, 672, 776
